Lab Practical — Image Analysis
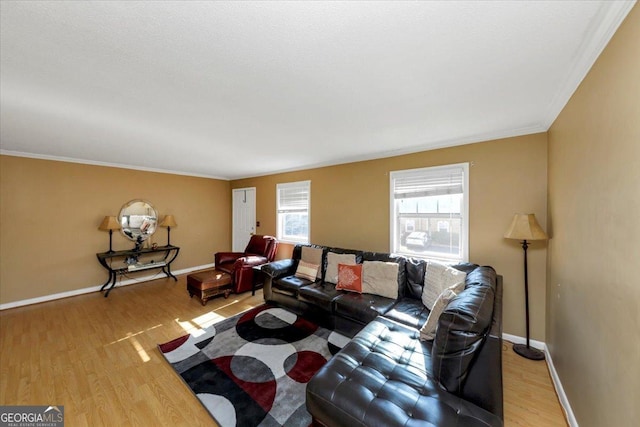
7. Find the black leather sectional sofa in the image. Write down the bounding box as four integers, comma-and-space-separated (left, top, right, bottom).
260, 244, 504, 427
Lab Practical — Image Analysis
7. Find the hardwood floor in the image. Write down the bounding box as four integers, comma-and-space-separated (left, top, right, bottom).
0, 274, 567, 426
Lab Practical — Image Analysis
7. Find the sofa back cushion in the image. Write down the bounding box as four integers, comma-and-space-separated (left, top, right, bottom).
404, 257, 427, 299
431, 266, 497, 394
292, 244, 305, 261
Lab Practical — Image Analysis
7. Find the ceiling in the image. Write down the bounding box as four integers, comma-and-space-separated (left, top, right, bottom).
0, 1, 635, 180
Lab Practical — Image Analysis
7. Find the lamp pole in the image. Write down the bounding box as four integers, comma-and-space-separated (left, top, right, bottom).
513, 239, 544, 360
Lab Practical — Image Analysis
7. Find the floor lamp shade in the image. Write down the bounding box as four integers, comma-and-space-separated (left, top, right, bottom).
504, 213, 548, 360
504, 213, 548, 241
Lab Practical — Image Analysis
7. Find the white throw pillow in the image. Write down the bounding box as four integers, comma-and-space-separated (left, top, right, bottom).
361, 261, 399, 299
419, 281, 466, 341
301, 246, 323, 278
421, 261, 467, 310
325, 252, 356, 284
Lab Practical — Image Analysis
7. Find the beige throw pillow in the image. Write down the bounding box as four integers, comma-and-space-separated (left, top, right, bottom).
325, 252, 356, 284
301, 246, 323, 278
421, 261, 467, 310
295, 260, 320, 282
420, 281, 466, 341
361, 261, 399, 299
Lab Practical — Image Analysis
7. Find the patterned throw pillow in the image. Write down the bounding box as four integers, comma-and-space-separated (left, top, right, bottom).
336, 264, 363, 293
325, 252, 357, 284
419, 281, 466, 341
421, 261, 467, 310
295, 260, 320, 281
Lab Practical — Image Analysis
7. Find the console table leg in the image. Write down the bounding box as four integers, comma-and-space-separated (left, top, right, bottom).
104, 274, 117, 297
163, 266, 178, 281
100, 272, 114, 292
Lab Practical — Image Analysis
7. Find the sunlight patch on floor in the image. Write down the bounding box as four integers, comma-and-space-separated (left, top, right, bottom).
129, 335, 150, 362
108, 324, 163, 345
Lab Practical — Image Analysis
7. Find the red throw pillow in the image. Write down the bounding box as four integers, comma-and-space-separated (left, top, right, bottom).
336, 263, 363, 293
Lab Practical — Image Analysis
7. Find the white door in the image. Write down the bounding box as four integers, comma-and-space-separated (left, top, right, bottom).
232, 187, 256, 252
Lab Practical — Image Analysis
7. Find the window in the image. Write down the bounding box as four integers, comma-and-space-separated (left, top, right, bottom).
390, 163, 469, 263
277, 180, 310, 244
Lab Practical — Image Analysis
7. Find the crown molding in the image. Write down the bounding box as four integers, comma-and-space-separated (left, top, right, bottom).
231, 123, 547, 180
0, 149, 230, 181
541, 0, 637, 129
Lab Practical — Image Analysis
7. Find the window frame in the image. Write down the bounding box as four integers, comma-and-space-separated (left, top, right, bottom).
389, 163, 469, 263
276, 180, 311, 244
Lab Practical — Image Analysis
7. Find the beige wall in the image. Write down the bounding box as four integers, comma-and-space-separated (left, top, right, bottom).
0, 155, 231, 305
232, 133, 548, 340
547, 5, 640, 426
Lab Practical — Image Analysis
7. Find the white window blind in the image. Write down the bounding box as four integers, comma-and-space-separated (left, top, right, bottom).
393, 166, 465, 199
277, 180, 310, 244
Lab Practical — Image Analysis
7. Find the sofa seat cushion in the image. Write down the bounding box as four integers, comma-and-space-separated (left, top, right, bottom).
298, 282, 344, 311
384, 297, 430, 329
333, 292, 395, 324
272, 275, 314, 297
306, 316, 502, 427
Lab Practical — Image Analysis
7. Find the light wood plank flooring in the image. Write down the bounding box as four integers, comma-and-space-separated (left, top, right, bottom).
0, 274, 567, 426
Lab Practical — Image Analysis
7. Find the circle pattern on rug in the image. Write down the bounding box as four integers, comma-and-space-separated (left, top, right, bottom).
236, 306, 318, 343
284, 350, 328, 383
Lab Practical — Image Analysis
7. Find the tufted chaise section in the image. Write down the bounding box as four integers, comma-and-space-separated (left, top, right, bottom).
307, 316, 503, 427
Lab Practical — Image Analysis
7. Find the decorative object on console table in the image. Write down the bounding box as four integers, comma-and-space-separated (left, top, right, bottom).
160, 215, 177, 246
98, 215, 121, 253
504, 213, 548, 361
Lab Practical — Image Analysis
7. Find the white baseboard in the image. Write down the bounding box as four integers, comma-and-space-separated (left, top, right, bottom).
0, 263, 216, 311
502, 332, 546, 351
544, 343, 579, 427
502, 332, 578, 427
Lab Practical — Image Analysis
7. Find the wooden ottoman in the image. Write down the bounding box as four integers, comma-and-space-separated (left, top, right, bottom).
187, 270, 233, 306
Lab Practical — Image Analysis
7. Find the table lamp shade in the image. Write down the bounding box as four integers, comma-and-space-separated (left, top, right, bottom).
504, 213, 548, 241
160, 215, 177, 228
99, 216, 121, 231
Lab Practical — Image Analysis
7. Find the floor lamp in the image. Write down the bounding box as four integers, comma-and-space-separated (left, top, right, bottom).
504, 213, 548, 361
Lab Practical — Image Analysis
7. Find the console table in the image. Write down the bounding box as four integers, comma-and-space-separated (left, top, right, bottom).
97, 245, 180, 297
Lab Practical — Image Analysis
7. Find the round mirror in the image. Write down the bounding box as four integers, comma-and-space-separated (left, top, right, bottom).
118, 199, 158, 243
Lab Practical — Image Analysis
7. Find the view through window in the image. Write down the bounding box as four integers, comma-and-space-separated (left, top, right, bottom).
276, 180, 310, 244
390, 163, 468, 263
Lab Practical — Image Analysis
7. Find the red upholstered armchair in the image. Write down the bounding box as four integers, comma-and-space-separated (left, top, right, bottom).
214, 235, 279, 294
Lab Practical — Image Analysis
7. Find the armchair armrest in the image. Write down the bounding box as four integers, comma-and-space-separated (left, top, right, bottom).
234, 255, 269, 270
261, 259, 296, 279
215, 252, 245, 266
